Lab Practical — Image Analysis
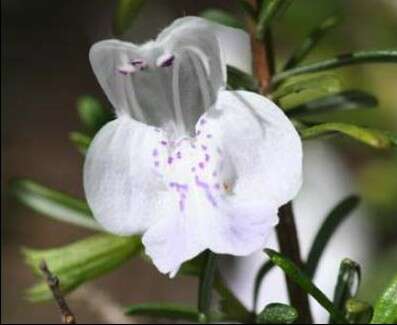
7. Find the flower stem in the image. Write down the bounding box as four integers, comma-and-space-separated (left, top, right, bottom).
198, 251, 217, 323
246, 1, 313, 323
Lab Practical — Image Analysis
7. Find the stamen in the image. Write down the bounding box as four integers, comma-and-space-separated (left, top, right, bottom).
117, 63, 136, 75
156, 53, 175, 67
189, 51, 211, 112
171, 58, 187, 135
130, 59, 147, 70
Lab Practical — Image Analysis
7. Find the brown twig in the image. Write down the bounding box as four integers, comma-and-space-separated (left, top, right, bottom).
277, 203, 313, 323
39, 260, 76, 324
246, 0, 272, 94
245, 1, 313, 323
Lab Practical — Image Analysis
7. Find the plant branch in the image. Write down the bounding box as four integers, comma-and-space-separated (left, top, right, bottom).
245, 2, 313, 321
246, 0, 272, 94
39, 260, 76, 324
277, 203, 313, 323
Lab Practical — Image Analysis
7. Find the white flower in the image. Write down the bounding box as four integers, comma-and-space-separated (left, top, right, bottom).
84, 17, 303, 276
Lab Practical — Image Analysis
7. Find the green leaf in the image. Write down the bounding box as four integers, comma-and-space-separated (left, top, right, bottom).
125, 303, 199, 322
272, 74, 342, 101
178, 254, 206, 277
214, 274, 252, 323
257, 0, 295, 39
286, 90, 378, 117
227, 65, 259, 92
273, 50, 397, 85
113, 0, 146, 36
9, 178, 101, 231
265, 249, 347, 323
200, 9, 244, 29
69, 132, 92, 155
198, 251, 217, 322
254, 261, 274, 311
237, 0, 257, 19
257, 303, 298, 324
283, 14, 341, 70
77, 96, 113, 134
306, 196, 360, 278
24, 234, 142, 301
300, 123, 397, 149
371, 275, 397, 324
345, 299, 373, 324
330, 259, 361, 323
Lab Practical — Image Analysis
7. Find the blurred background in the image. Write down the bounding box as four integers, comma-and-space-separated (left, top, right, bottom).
2, 0, 397, 323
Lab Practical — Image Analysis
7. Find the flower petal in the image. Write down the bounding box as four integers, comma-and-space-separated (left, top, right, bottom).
90, 17, 229, 136
205, 198, 279, 255
158, 16, 252, 74
157, 16, 226, 88
211, 90, 303, 207
142, 211, 206, 277
83, 117, 172, 235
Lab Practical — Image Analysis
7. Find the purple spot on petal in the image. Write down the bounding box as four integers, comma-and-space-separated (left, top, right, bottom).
199, 162, 205, 169
168, 157, 173, 164
201, 145, 207, 151
152, 149, 158, 157
161, 140, 168, 146
205, 154, 210, 162
200, 119, 207, 125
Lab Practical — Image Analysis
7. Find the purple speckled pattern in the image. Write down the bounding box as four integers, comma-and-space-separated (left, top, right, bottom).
150, 115, 225, 212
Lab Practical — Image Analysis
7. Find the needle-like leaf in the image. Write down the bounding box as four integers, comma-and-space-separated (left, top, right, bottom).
9, 178, 101, 231
273, 50, 397, 84
283, 14, 342, 70
306, 195, 360, 278
300, 123, 397, 149
286, 90, 377, 117
265, 249, 347, 323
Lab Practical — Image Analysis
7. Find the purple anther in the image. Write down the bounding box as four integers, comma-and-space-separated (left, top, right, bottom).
214, 183, 221, 190
117, 64, 135, 75
160, 140, 168, 146
154, 161, 160, 167
157, 53, 175, 67
206, 134, 213, 139
191, 167, 196, 172
176, 151, 182, 159
196, 130, 201, 136
152, 149, 158, 157
130, 59, 144, 65
198, 162, 205, 169
205, 154, 210, 162
167, 157, 173, 165
212, 171, 218, 177
201, 145, 207, 151
200, 119, 207, 126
